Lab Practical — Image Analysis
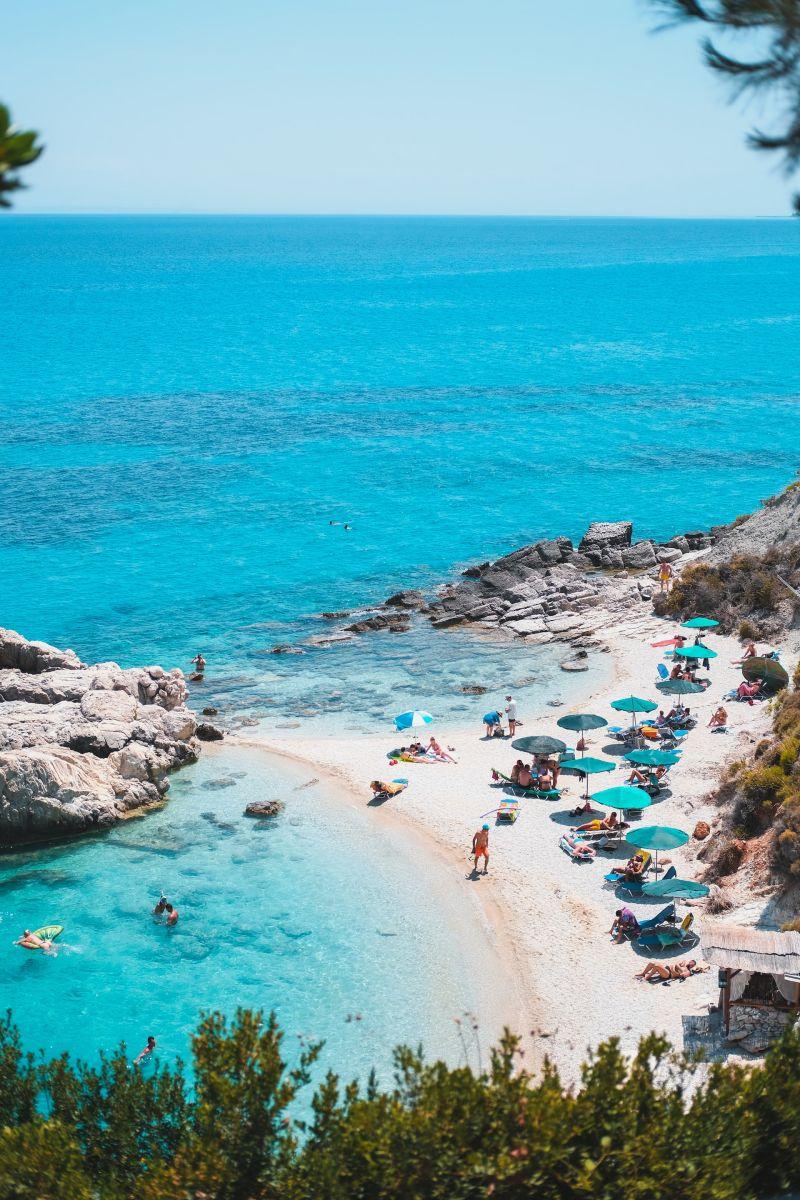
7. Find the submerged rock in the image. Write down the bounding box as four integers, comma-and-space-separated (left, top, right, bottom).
0, 628, 199, 845
245, 799, 283, 818
197, 723, 224, 742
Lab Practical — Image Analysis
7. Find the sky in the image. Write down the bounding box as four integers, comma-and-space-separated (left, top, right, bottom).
4, 0, 794, 216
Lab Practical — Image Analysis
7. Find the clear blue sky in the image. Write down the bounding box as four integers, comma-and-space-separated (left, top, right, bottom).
5, 0, 792, 216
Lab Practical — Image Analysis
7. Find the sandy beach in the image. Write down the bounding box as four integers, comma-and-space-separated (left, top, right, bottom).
243, 604, 780, 1083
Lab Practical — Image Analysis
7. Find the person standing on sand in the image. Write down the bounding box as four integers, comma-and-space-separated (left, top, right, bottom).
472, 823, 490, 874
505, 695, 518, 738
658, 561, 674, 593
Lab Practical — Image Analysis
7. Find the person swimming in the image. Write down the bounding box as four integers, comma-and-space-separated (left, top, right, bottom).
164, 903, 179, 927
134, 1035, 157, 1065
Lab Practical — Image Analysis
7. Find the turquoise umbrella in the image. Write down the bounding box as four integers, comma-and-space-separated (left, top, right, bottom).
394, 710, 434, 731
675, 644, 717, 660
627, 824, 689, 872
657, 679, 704, 698
642, 877, 709, 899
558, 755, 615, 799
610, 695, 658, 729
557, 712, 608, 756
592, 785, 652, 812
682, 617, 719, 630
625, 749, 681, 767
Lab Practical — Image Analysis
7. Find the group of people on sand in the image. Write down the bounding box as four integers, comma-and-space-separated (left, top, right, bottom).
396, 736, 456, 763
509, 756, 558, 790
483, 696, 518, 739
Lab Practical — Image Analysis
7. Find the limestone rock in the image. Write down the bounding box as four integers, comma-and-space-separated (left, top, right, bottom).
197, 723, 224, 742
245, 800, 283, 818
621, 541, 657, 570
0, 628, 199, 844
694, 820, 711, 840
578, 521, 633, 552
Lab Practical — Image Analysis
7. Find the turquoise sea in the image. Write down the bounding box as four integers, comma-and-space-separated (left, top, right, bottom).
1, 216, 799, 1074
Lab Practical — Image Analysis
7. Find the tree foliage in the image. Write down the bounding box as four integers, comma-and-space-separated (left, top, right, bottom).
647, 1, 800, 211
0, 1008, 798, 1198
0, 103, 44, 208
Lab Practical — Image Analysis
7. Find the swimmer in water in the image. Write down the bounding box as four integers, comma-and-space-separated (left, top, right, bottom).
164, 903, 179, 927
134, 1035, 157, 1065
190, 653, 206, 674
15, 929, 53, 951
153, 894, 168, 919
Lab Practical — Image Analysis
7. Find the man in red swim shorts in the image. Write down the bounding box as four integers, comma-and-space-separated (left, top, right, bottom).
472, 823, 490, 874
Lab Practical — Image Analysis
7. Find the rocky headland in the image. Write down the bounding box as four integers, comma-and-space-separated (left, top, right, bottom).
0, 628, 203, 845
297, 520, 716, 654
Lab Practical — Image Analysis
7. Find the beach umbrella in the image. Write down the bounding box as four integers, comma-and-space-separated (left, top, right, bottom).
742, 657, 789, 691
656, 679, 704, 698
682, 617, 719, 630
641, 877, 710, 900
511, 735, 567, 756
394, 710, 433, 731
559, 754, 616, 799
610, 695, 658, 728
557, 713, 608, 732
556, 712, 608, 756
592, 785, 652, 812
627, 824, 689, 873
625, 749, 680, 767
674, 644, 717, 661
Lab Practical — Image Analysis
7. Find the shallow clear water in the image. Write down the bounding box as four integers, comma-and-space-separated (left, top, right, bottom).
2, 215, 799, 1070
0, 747, 500, 1079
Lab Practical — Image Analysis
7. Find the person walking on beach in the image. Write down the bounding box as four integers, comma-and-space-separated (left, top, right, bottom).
472, 823, 490, 874
658, 561, 674, 593
505, 695, 518, 738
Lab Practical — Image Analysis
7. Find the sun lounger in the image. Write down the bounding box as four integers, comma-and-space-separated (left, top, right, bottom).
559, 834, 596, 861
496, 799, 520, 823
635, 902, 677, 934
637, 912, 695, 949
617, 864, 675, 898
656, 663, 670, 682
490, 770, 561, 800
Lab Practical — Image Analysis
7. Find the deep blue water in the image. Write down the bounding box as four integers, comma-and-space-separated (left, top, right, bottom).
1, 215, 799, 1071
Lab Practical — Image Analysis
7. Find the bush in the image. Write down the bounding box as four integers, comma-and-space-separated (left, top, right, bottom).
1, 1012, 800, 1199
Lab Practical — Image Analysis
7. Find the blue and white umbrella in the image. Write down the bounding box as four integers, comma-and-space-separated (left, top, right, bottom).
394, 710, 434, 731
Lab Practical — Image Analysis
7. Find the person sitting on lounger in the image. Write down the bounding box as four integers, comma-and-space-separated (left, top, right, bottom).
623, 854, 645, 882
574, 811, 620, 833
560, 834, 595, 860
609, 907, 640, 942
669, 663, 686, 680
517, 763, 533, 788
635, 959, 709, 982
708, 706, 728, 729
510, 759, 524, 784
570, 797, 594, 816
370, 780, 406, 800
537, 765, 554, 790
736, 681, 762, 703
626, 766, 648, 786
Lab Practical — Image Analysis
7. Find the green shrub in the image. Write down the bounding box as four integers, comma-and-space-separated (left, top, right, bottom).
1, 1012, 800, 1199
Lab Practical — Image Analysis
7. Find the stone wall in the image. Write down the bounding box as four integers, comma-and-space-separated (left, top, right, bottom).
728, 1003, 797, 1052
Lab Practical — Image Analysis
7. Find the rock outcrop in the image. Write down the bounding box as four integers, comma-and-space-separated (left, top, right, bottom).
0, 628, 201, 845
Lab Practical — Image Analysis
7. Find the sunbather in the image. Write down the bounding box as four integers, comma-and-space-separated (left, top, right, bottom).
635, 958, 708, 982
369, 780, 406, 800
708, 706, 728, 730
537, 765, 554, 790
574, 811, 620, 833
736, 681, 762, 704
510, 759, 524, 783
732, 641, 757, 664
560, 834, 596, 861
570, 797, 595, 817
623, 854, 645, 882
427, 736, 455, 762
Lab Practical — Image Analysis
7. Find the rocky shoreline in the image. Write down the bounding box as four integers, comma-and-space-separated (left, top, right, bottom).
0, 628, 210, 846
297, 520, 716, 652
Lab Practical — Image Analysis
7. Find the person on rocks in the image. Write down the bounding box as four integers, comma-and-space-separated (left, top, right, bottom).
504, 695, 518, 738
658, 561, 674, 593
471, 824, 490, 874
134, 1035, 157, 1066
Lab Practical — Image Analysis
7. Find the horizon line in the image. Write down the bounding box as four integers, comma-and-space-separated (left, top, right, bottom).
4, 211, 794, 221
